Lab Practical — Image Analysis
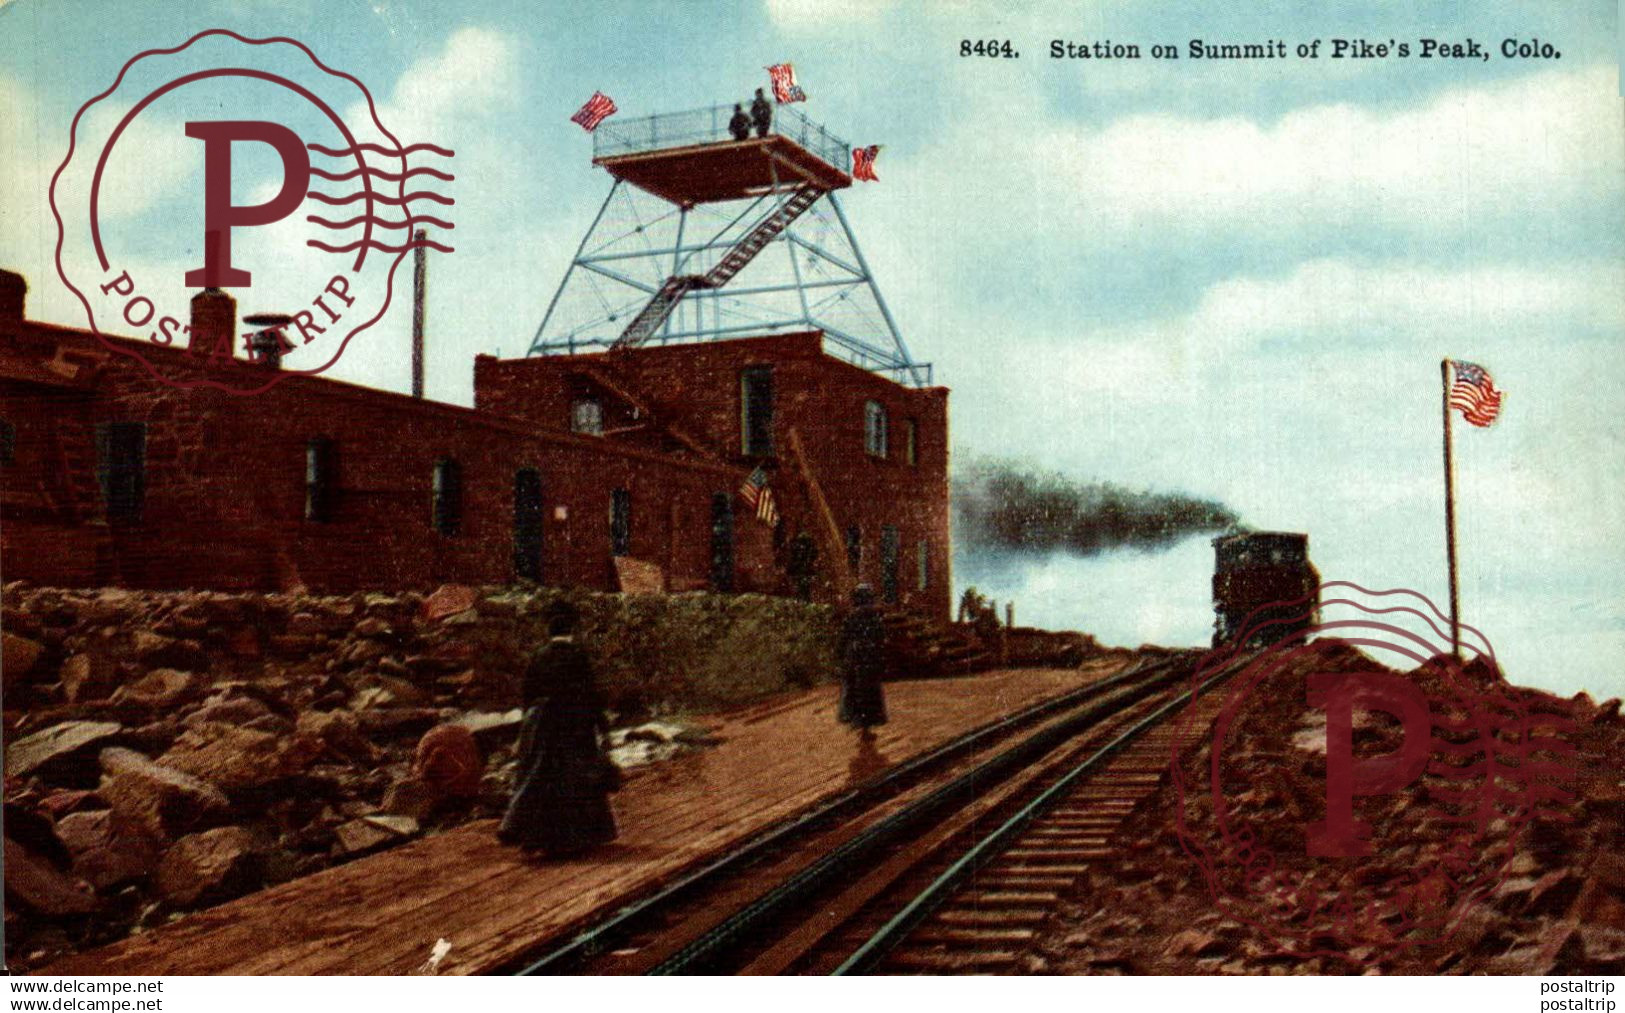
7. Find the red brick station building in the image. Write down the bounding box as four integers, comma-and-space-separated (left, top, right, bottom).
0, 269, 952, 620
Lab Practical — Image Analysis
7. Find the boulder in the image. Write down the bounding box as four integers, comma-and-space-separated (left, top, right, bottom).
295, 709, 377, 762
154, 826, 265, 906
113, 668, 201, 710
55, 809, 162, 890
353, 617, 393, 639
97, 747, 230, 839
5, 721, 123, 783
3, 836, 97, 916
421, 584, 478, 624
380, 777, 436, 821
1, 632, 44, 688
182, 693, 274, 728
158, 722, 321, 795
59, 654, 117, 703
453, 709, 524, 747
333, 814, 418, 857
130, 632, 209, 672
409, 723, 482, 803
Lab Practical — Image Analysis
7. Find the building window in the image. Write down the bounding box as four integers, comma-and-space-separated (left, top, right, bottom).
0, 418, 13, 465
845, 524, 862, 575
710, 492, 734, 591
917, 539, 930, 591
571, 398, 603, 435
880, 525, 900, 604
905, 418, 918, 466
96, 422, 145, 523
305, 438, 334, 522
610, 488, 632, 556
740, 365, 774, 456
432, 458, 462, 535
864, 400, 888, 458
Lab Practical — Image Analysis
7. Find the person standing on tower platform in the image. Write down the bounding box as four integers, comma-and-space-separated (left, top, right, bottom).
728, 103, 751, 141
750, 88, 773, 138
499, 601, 619, 856
837, 584, 888, 737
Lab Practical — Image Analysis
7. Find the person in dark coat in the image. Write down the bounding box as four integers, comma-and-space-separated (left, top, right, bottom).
499, 602, 618, 855
837, 584, 888, 736
728, 103, 751, 141
750, 87, 773, 138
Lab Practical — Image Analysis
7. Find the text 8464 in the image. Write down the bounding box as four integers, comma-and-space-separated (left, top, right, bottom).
960, 39, 1018, 58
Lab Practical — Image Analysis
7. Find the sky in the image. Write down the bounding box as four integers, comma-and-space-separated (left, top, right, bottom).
2, 0, 1622, 698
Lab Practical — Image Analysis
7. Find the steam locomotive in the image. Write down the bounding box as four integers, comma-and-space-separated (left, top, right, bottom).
1211, 531, 1319, 647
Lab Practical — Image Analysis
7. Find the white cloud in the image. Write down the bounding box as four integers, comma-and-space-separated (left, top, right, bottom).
900, 64, 1621, 245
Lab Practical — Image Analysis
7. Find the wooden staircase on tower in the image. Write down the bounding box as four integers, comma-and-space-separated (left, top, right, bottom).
611, 182, 827, 350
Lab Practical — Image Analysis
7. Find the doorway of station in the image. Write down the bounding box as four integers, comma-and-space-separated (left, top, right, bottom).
513, 468, 543, 581
710, 492, 735, 591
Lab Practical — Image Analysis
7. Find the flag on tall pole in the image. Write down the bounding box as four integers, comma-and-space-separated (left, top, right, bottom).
1440, 358, 1505, 660
765, 63, 807, 103
570, 92, 618, 131
739, 465, 780, 526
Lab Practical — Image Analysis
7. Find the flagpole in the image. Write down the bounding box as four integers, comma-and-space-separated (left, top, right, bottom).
1440, 358, 1462, 660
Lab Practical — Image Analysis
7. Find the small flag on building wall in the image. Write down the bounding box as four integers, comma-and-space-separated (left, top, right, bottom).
1448, 360, 1505, 427
739, 465, 780, 526
766, 63, 807, 103
570, 92, 618, 131
852, 144, 882, 182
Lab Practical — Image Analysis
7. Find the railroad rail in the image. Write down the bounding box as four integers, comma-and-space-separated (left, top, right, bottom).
512, 649, 1231, 976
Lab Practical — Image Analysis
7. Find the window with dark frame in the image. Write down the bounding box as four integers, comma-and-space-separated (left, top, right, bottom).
845, 524, 862, 575
917, 538, 930, 591
305, 438, 335, 522
96, 422, 145, 523
864, 400, 888, 458
571, 398, 603, 435
432, 458, 462, 536
880, 524, 900, 604
740, 365, 774, 456
905, 418, 918, 466
610, 488, 632, 556
710, 492, 734, 591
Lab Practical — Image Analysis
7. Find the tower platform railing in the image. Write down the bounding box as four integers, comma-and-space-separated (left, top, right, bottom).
593, 103, 851, 172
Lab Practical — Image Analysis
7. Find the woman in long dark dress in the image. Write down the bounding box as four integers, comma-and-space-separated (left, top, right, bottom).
499, 603, 618, 855
837, 584, 888, 736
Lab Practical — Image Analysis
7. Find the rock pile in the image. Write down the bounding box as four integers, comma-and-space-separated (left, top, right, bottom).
1036, 640, 1625, 975
2, 581, 836, 970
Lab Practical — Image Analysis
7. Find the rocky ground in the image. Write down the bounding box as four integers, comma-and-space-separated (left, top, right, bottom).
1029, 639, 1625, 975
0, 582, 830, 971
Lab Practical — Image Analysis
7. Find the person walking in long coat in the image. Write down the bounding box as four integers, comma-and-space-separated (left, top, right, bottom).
499, 602, 618, 855
837, 584, 888, 735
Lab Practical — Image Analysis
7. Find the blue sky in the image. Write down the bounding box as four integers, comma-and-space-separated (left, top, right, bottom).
2, 0, 1622, 697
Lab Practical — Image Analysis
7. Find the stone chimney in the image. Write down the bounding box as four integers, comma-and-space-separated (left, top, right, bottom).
0, 269, 26, 322
189, 288, 236, 357
243, 313, 293, 370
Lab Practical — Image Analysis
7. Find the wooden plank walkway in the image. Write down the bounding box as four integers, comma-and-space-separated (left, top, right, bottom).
50, 665, 1119, 975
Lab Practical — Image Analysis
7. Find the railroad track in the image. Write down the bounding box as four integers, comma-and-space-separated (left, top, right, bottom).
513, 649, 1229, 976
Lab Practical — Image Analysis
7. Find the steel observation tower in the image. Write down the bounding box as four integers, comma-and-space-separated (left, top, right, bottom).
528, 102, 928, 387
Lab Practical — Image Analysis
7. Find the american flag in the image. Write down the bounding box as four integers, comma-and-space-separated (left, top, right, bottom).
739, 465, 780, 526
765, 63, 807, 103
1449, 360, 1505, 427
570, 92, 617, 132
852, 144, 881, 182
